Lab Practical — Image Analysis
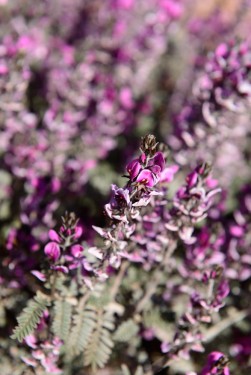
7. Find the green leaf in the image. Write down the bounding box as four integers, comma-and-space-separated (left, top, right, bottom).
84, 309, 114, 370
113, 319, 139, 343
11, 292, 50, 342
52, 300, 72, 340
67, 305, 96, 357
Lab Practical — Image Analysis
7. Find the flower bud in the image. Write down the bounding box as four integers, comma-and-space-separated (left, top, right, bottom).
140, 134, 159, 158
48, 230, 60, 243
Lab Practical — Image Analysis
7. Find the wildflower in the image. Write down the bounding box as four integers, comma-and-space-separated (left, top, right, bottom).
44, 242, 60, 262
200, 352, 230, 375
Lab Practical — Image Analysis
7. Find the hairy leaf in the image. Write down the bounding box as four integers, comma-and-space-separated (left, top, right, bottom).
52, 299, 72, 340
84, 309, 114, 370
67, 304, 96, 357
113, 319, 139, 343
11, 292, 50, 342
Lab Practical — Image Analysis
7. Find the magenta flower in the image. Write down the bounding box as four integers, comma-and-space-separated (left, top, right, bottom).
136, 169, 158, 187
229, 225, 244, 238
126, 159, 142, 180
160, 165, 179, 183
71, 244, 84, 258
200, 352, 230, 375
149, 152, 165, 172
74, 226, 83, 239
44, 242, 60, 262
48, 230, 61, 242
186, 171, 198, 189
110, 184, 130, 209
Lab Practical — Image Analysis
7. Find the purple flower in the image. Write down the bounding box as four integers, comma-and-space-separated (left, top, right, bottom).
48, 230, 61, 242
229, 225, 244, 238
70, 244, 84, 258
126, 159, 142, 180
44, 242, 60, 262
186, 171, 198, 189
110, 184, 130, 209
105, 185, 131, 221
160, 165, 179, 183
74, 225, 83, 239
136, 169, 159, 187
216, 280, 230, 301
31, 270, 46, 282
149, 152, 165, 172
200, 352, 230, 375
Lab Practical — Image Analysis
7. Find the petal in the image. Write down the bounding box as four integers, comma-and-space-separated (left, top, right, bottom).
186, 171, 198, 188
136, 169, 158, 187
126, 159, 141, 179
48, 230, 60, 243
71, 244, 84, 258
74, 226, 83, 239
160, 165, 179, 183
31, 270, 46, 282
44, 242, 60, 262
151, 152, 165, 171
51, 265, 69, 274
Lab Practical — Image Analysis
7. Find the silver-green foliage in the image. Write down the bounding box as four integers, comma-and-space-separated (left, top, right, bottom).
11, 292, 50, 342
113, 319, 139, 343
66, 304, 96, 357
52, 299, 72, 340
84, 309, 115, 370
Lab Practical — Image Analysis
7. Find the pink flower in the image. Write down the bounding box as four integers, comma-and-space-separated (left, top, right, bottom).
149, 152, 165, 172
136, 169, 158, 187
44, 242, 60, 262
31, 270, 46, 282
126, 159, 141, 180
71, 244, 84, 258
74, 226, 83, 239
160, 165, 179, 183
229, 225, 244, 238
186, 171, 198, 188
48, 229, 60, 242
200, 352, 230, 375
119, 87, 134, 109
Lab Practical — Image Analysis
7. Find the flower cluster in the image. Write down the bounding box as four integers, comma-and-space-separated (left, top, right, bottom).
0, 0, 183, 293
1, 1, 251, 374
168, 40, 251, 188
22, 336, 63, 375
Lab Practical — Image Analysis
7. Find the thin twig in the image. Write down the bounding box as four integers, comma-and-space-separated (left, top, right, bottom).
203, 308, 249, 343
110, 261, 129, 300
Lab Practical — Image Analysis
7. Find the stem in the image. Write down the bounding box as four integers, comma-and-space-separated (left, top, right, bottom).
207, 278, 215, 303
110, 261, 129, 300
50, 272, 57, 300
147, 308, 250, 375
203, 308, 249, 343
136, 241, 177, 313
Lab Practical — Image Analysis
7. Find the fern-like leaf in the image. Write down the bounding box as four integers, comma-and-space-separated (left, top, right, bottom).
67, 304, 96, 357
52, 300, 72, 340
84, 309, 114, 370
113, 319, 139, 343
11, 292, 50, 342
